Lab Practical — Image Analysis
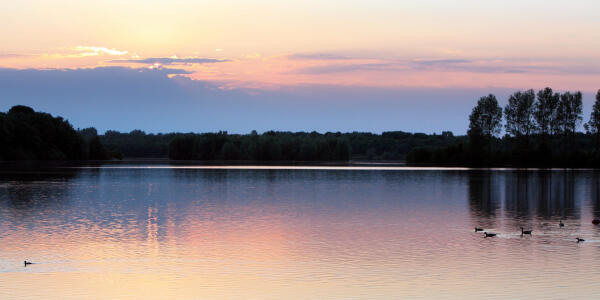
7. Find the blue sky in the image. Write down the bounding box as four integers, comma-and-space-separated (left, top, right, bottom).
1, 67, 596, 134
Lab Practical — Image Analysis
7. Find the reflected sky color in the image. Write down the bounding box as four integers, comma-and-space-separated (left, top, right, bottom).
2, 166, 600, 299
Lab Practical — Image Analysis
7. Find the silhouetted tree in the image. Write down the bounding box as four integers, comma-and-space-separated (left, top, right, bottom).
556, 91, 583, 135
469, 94, 503, 138
8, 105, 35, 114
585, 90, 600, 151
0, 105, 113, 160
408, 87, 600, 167
101, 130, 173, 158
166, 131, 353, 161
503, 90, 536, 164
468, 94, 502, 165
79, 127, 110, 159
504, 90, 535, 137
534, 87, 561, 135
533, 88, 561, 163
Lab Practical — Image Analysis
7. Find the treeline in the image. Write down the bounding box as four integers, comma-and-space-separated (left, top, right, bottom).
101, 130, 174, 158
168, 131, 351, 160
0, 104, 463, 162
168, 130, 463, 161
344, 131, 460, 160
408, 88, 600, 167
98, 129, 460, 161
0, 105, 117, 160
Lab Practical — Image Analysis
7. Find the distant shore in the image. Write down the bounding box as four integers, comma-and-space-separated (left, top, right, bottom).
5, 90, 600, 168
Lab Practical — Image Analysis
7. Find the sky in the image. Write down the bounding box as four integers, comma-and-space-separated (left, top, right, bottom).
1, 0, 599, 134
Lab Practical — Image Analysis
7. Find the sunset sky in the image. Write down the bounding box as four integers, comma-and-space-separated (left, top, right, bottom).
1, 0, 599, 133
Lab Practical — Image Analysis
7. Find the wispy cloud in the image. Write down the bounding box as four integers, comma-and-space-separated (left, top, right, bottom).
147, 67, 193, 74
412, 59, 471, 66
293, 58, 579, 75
287, 53, 352, 60
2, 47, 129, 60
72, 46, 128, 56
111, 57, 230, 65
410, 59, 527, 74
0, 53, 30, 59
294, 63, 401, 74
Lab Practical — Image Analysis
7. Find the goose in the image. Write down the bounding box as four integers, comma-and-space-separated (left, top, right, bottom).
484, 232, 497, 238
24, 261, 33, 266
559, 220, 564, 227
576, 237, 585, 243
475, 227, 484, 232
520, 227, 533, 235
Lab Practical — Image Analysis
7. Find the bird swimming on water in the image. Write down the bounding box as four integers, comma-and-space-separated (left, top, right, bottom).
559, 220, 564, 227
475, 227, 484, 232
24, 261, 33, 266
576, 237, 585, 243
484, 232, 497, 238
520, 227, 533, 235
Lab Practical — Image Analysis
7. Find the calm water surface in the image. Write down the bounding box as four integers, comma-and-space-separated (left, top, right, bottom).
1, 164, 600, 299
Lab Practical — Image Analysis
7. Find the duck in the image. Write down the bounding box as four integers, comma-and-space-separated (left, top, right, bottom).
520, 227, 533, 235
24, 261, 33, 266
559, 220, 564, 227
576, 237, 585, 243
475, 227, 484, 232
484, 232, 497, 238
593, 219, 600, 225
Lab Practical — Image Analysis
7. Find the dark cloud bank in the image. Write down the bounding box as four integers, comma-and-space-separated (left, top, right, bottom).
110, 57, 229, 65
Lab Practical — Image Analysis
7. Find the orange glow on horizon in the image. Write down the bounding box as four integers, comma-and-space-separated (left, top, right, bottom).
1, 0, 599, 92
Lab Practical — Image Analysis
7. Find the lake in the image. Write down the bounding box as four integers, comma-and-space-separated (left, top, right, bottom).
1, 163, 600, 299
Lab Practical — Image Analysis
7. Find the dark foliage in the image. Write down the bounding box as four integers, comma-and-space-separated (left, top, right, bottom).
167, 131, 352, 161
100, 130, 173, 158
0, 106, 112, 160
102, 129, 461, 161
407, 87, 600, 167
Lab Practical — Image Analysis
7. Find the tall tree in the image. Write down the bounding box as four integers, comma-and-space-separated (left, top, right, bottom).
584, 90, 600, 150
504, 89, 536, 137
557, 91, 583, 135
469, 94, 503, 138
534, 87, 560, 135
468, 94, 502, 165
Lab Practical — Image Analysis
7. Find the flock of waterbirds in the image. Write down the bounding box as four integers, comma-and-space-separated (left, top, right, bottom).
475, 219, 600, 243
